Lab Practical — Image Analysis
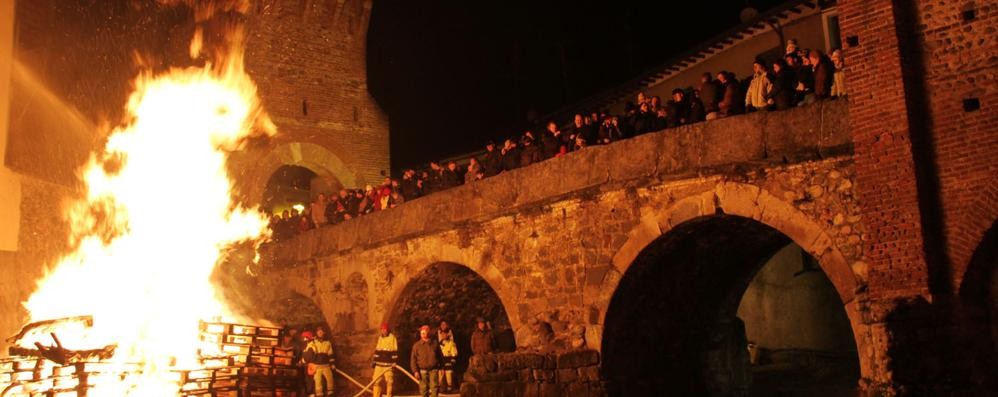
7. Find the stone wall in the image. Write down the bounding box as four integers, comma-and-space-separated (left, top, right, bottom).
461, 351, 604, 397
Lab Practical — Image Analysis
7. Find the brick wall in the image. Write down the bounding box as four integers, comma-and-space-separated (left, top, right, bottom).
910, 0, 998, 292
837, 0, 931, 299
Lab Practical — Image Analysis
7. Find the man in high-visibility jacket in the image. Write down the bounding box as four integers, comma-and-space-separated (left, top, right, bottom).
372, 323, 398, 397
304, 327, 335, 397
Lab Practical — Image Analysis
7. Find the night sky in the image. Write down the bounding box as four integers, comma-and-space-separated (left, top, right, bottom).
367, 0, 786, 171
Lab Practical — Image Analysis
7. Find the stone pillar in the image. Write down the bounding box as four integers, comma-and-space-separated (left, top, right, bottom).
0, 0, 22, 252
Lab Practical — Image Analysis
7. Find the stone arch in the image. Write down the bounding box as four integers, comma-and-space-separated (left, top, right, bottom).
601, 215, 861, 396
604, 182, 859, 306
596, 182, 868, 395
383, 262, 516, 346
384, 262, 516, 392
377, 246, 521, 333
242, 142, 359, 206
260, 290, 329, 331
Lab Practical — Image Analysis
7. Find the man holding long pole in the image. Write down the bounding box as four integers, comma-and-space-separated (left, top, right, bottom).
372, 323, 398, 397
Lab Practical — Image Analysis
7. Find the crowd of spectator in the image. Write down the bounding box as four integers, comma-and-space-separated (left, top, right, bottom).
269, 40, 846, 240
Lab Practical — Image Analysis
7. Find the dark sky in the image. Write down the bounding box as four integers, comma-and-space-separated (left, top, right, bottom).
367, 0, 787, 171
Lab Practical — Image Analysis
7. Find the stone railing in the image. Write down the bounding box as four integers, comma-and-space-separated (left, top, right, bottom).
261, 100, 850, 265
461, 350, 604, 397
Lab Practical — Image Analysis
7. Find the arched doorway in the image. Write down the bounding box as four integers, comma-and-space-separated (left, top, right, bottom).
602, 215, 859, 396
262, 165, 317, 215
386, 262, 515, 392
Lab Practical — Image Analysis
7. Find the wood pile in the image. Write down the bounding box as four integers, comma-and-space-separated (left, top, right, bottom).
1, 320, 302, 397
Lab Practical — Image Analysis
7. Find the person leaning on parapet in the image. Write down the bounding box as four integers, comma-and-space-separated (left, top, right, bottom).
372, 323, 398, 397
303, 327, 335, 397
470, 316, 496, 356
808, 49, 835, 101
745, 60, 773, 112
411, 325, 443, 397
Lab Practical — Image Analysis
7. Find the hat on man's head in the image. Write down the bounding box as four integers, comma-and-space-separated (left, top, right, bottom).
380, 323, 390, 331
419, 325, 431, 332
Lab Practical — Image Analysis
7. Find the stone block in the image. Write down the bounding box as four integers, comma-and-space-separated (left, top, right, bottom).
519, 369, 534, 382
763, 103, 822, 161
578, 365, 601, 382
605, 132, 661, 183
538, 382, 561, 397
543, 353, 557, 369
556, 350, 600, 369
700, 111, 766, 166
656, 122, 704, 174
522, 383, 541, 397
475, 382, 502, 397
818, 99, 851, 152
563, 382, 590, 397
460, 382, 477, 395
521, 353, 546, 369
500, 382, 521, 397
533, 369, 555, 383
556, 368, 579, 383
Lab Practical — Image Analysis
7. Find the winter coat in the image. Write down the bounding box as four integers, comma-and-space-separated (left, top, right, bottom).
766, 69, 797, 110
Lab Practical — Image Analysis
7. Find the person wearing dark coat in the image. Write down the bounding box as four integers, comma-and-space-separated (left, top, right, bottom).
766, 59, 797, 111
653, 108, 668, 131
809, 49, 835, 100
632, 103, 656, 135
699, 72, 723, 117
787, 53, 812, 104
480, 141, 502, 177
439, 162, 461, 190
541, 121, 569, 159
666, 88, 691, 127
688, 92, 706, 123
519, 137, 543, 167
399, 169, 420, 201
598, 117, 624, 144
567, 114, 596, 146
500, 139, 520, 172
423, 162, 443, 194
717, 71, 744, 117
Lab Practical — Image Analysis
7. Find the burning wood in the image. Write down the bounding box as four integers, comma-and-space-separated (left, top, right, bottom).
1, 320, 301, 397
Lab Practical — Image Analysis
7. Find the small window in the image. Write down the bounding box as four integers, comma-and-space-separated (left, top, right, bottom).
823, 13, 842, 52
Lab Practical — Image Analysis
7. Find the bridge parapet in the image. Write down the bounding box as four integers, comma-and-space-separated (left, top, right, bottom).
261, 100, 850, 265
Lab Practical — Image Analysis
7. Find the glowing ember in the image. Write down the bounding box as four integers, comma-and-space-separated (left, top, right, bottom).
17, 1, 275, 395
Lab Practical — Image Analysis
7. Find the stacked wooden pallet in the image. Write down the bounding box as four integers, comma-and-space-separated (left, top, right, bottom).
194, 321, 301, 397
1, 321, 301, 397
0, 359, 142, 397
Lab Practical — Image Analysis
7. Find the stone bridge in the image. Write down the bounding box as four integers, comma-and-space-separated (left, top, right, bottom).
245, 100, 878, 394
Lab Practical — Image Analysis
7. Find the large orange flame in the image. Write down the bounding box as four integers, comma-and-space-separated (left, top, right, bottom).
18, 2, 274, 395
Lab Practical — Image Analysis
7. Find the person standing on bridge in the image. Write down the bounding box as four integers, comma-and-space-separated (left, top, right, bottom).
411, 324, 443, 397
372, 323, 398, 397
304, 327, 335, 397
